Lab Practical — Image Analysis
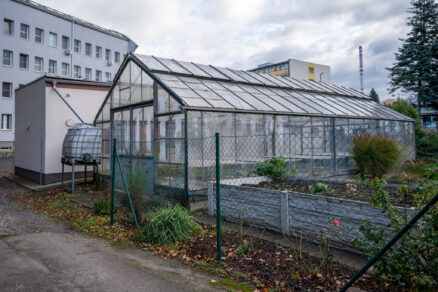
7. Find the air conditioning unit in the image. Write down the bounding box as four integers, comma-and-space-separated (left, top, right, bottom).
64, 49, 72, 56
107, 61, 113, 66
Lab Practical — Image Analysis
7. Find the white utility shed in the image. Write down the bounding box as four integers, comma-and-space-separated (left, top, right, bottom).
15, 76, 110, 184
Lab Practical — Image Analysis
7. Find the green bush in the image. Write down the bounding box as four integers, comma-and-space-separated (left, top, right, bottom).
353, 179, 438, 290
93, 199, 111, 215
417, 131, 438, 161
309, 182, 330, 194
137, 205, 201, 245
253, 156, 296, 181
351, 133, 401, 178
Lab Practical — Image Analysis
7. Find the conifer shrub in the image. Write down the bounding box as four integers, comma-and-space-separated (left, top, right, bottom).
351, 133, 401, 178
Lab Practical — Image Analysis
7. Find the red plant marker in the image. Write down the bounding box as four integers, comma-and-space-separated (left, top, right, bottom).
333, 219, 339, 226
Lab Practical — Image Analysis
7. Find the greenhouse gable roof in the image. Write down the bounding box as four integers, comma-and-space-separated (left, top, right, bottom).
107, 53, 414, 122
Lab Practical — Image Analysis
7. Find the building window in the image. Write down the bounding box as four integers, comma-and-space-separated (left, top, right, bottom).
34, 56, 43, 73
2, 82, 12, 98
62, 36, 70, 50
1, 114, 12, 130
266, 67, 274, 73
96, 46, 102, 59
62, 62, 69, 77
105, 49, 111, 62
3, 50, 13, 67
74, 65, 81, 78
20, 23, 29, 40
35, 27, 44, 44
3, 19, 14, 36
48, 60, 57, 74
105, 72, 112, 81
115, 51, 120, 63
308, 67, 314, 74
19, 54, 29, 70
49, 32, 57, 47
74, 39, 81, 53
95, 70, 102, 81
85, 43, 92, 56
85, 68, 92, 80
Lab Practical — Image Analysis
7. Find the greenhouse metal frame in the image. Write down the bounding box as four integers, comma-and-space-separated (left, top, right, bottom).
94, 53, 415, 201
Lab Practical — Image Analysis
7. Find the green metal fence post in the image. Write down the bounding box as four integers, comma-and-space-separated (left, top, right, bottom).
110, 138, 116, 225
115, 150, 141, 235
215, 132, 221, 262
340, 192, 438, 292
184, 109, 189, 208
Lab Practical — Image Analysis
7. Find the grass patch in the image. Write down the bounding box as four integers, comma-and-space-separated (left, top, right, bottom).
209, 279, 253, 292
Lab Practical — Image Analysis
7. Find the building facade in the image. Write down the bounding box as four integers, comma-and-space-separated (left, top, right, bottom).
1, 0, 137, 150
249, 59, 331, 84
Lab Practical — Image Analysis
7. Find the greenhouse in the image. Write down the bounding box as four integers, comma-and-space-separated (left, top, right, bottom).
94, 53, 415, 201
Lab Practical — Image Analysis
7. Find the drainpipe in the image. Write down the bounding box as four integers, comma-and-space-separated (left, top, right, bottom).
51, 81, 85, 124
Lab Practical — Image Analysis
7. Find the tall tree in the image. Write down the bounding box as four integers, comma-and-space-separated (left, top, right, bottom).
369, 88, 379, 102
387, 0, 438, 113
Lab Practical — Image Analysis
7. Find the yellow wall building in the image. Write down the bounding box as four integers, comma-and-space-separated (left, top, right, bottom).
249, 59, 331, 84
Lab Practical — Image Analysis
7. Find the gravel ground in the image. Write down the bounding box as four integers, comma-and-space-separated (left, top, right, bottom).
0, 177, 66, 237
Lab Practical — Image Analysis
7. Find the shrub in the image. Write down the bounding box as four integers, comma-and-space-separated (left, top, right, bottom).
309, 182, 330, 194
253, 156, 296, 181
353, 179, 438, 290
137, 205, 201, 245
93, 199, 111, 215
351, 133, 401, 178
123, 167, 149, 222
417, 131, 438, 161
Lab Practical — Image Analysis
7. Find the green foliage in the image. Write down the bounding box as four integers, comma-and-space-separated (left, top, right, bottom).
390, 99, 419, 121
351, 133, 401, 178
124, 166, 149, 222
253, 156, 296, 181
353, 179, 438, 290
137, 205, 202, 245
405, 160, 438, 180
387, 0, 438, 109
369, 88, 379, 102
93, 199, 111, 215
309, 182, 330, 194
234, 242, 251, 258
417, 131, 438, 161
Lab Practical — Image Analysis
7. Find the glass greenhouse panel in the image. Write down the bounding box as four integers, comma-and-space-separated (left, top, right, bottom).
238, 84, 289, 112
213, 66, 247, 82
245, 71, 279, 87
130, 61, 142, 104
229, 69, 263, 84
192, 63, 229, 80
154, 57, 191, 75
255, 87, 307, 113
174, 60, 211, 77
141, 71, 154, 102
301, 92, 348, 116
220, 82, 272, 111
136, 55, 170, 72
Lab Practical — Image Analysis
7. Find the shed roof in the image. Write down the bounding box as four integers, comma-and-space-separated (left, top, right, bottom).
95, 54, 414, 122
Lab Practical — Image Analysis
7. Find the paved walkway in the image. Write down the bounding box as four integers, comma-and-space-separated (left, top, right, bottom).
0, 177, 217, 292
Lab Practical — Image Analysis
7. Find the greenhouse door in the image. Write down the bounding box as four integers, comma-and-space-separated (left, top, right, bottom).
112, 105, 154, 196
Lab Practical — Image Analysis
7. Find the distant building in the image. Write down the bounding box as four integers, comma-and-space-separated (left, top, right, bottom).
421, 108, 438, 131
382, 99, 397, 107
249, 59, 331, 83
1, 0, 137, 151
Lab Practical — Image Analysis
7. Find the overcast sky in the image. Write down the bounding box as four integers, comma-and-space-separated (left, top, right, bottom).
39, 0, 412, 101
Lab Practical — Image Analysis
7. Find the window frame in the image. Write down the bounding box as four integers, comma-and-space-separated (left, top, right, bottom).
48, 32, 57, 48
105, 49, 111, 62
48, 59, 57, 75
73, 65, 81, 78
35, 27, 44, 44
19, 53, 29, 70
74, 39, 81, 54
2, 82, 12, 98
62, 35, 70, 50
96, 46, 102, 59
3, 19, 14, 36
85, 67, 92, 80
95, 70, 102, 81
105, 72, 112, 81
85, 43, 92, 56
61, 62, 69, 77
34, 56, 43, 73
3, 50, 13, 67
115, 51, 120, 63
1, 114, 12, 131
20, 23, 29, 40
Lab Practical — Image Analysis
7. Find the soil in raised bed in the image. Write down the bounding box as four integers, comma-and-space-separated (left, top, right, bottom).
161, 226, 395, 291
243, 179, 415, 207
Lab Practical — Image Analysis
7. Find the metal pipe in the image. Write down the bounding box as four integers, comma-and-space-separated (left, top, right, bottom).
51, 81, 85, 124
